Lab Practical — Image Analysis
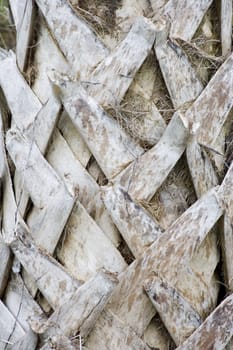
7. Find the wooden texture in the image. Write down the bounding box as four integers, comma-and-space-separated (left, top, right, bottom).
85, 310, 151, 350
0, 124, 20, 243
35, 0, 108, 77
3, 273, 45, 332
8, 0, 26, 30
14, 95, 61, 217
16, 0, 35, 72
221, 216, 233, 291
117, 112, 189, 201
32, 23, 72, 104
46, 128, 120, 246
11, 330, 37, 350
0, 242, 11, 298
102, 184, 163, 257
0, 50, 61, 214
177, 294, 233, 350
10, 226, 81, 309
40, 337, 75, 350
40, 271, 118, 339
86, 17, 156, 107
164, 0, 213, 41
86, 188, 223, 348
144, 275, 202, 345
30, 24, 121, 244
221, 0, 232, 55
54, 80, 143, 179
155, 21, 203, 109
26, 96, 61, 155
186, 137, 218, 197
184, 53, 233, 147
2, 1, 233, 349
0, 300, 25, 348
143, 319, 172, 350
218, 161, 233, 221
150, 0, 167, 15
0, 51, 41, 130
6, 129, 74, 254
0, 113, 12, 291
44, 15, 162, 175
56, 202, 126, 281
57, 112, 91, 168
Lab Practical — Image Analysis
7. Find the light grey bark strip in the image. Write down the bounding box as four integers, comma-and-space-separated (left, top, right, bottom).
27, 95, 61, 154
117, 112, 188, 201
6, 127, 64, 211
47, 14, 161, 180
0, 300, 25, 347
164, 0, 213, 41
16, 0, 35, 72
56, 202, 126, 282
176, 294, 233, 350
102, 184, 163, 257
11, 330, 37, 350
46, 128, 99, 202
184, 53, 233, 147
153, 188, 222, 277
4, 273, 45, 332
6, 129, 74, 254
0, 132, 19, 240
185, 137, 220, 312
86, 17, 156, 107
2, 123, 123, 344
35, 0, 108, 78
10, 225, 81, 310
186, 137, 218, 198
144, 275, 202, 345
57, 112, 91, 168
52, 81, 143, 179
218, 161, 233, 221
0, 113, 14, 296
46, 129, 120, 246
85, 310, 151, 350
221, 0, 232, 55
0, 242, 11, 298
14, 95, 61, 216
0, 50, 41, 131
32, 23, 72, 104
221, 216, 233, 291
8, 0, 28, 30
40, 271, 118, 340
154, 21, 203, 109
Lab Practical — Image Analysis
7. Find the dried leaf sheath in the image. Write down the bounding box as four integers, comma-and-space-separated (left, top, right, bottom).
1, 1, 233, 349
144, 275, 202, 345
6, 129, 74, 254
176, 294, 233, 350
35, 0, 108, 77
86, 188, 223, 348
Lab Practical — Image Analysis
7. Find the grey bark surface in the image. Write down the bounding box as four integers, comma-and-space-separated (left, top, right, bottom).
1, 1, 233, 349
